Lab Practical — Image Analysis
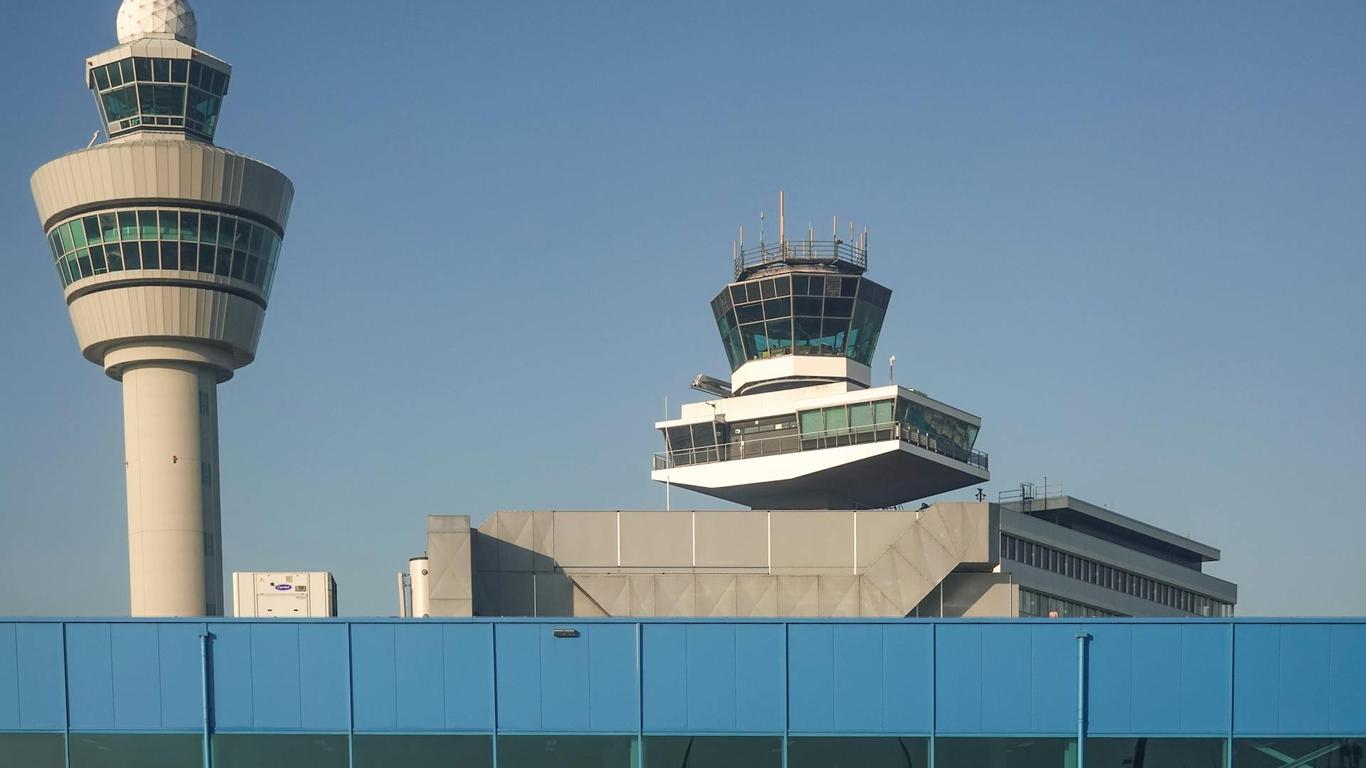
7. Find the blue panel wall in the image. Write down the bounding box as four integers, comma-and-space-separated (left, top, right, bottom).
936, 623, 1078, 734
641, 622, 784, 733
1234, 622, 1366, 735
788, 623, 932, 734
0, 623, 65, 730
1088, 623, 1230, 735
5, 618, 1366, 741
496, 622, 637, 733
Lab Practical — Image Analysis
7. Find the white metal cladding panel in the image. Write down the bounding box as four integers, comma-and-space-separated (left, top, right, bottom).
68, 285, 265, 362
30, 142, 293, 230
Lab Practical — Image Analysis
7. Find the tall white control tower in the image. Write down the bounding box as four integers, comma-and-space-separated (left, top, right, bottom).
30, 0, 294, 616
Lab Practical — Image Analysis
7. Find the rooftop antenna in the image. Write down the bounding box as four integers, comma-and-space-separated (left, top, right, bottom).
889, 354, 896, 384
86, 130, 100, 148
778, 190, 786, 244
739, 225, 744, 249
862, 226, 868, 252
759, 211, 765, 245
832, 215, 838, 240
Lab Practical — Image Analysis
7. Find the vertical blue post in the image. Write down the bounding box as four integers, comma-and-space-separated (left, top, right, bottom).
929, 621, 937, 768
1226, 621, 1235, 768
490, 622, 499, 768
636, 622, 644, 768
1076, 632, 1090, 768
346, 623, 355, 768
782, 622, 789, 768
61, 622, 70, 768
200, 625, 213, 768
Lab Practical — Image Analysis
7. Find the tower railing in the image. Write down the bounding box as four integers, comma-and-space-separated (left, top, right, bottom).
734, 239, 868, 279
653, 421, 988, 472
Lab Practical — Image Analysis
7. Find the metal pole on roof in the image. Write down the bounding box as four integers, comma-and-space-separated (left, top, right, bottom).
1077, 632, 1091, 768
200, 625, 213, 768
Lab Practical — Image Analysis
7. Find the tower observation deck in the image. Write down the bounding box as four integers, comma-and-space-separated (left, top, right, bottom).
30, 0, 294, 616
653, 197, 987, 509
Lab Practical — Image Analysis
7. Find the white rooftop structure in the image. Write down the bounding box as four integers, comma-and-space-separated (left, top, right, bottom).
117, 0, 198, 46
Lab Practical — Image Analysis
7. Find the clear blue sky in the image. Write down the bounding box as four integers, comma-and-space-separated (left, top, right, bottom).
2, 1, 1363, 617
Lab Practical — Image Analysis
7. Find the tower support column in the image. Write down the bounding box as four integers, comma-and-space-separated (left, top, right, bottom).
123, 362, 223, 616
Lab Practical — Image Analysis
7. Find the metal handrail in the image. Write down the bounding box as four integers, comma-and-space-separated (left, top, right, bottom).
734, 239, 867, 279
653, 421, 988, 471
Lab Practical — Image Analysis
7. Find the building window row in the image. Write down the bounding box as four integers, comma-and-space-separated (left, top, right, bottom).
710, 272, 891, 370
46, 208, 282, 296
4, 733, 1358, 768
1001, 532, 1233, 617
1019, 587, 1120, 618
89, 57, 228, 139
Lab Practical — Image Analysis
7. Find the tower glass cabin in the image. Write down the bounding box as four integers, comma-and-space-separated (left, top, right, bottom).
653, 204, 987, 510
30, 0, 294, 617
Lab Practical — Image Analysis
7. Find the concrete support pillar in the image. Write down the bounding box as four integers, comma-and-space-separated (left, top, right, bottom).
123, 363, 222, 616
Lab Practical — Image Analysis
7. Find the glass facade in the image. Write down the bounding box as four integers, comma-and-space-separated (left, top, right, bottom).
1234, 738, 1365, 768
936, 737, 1078, 768
9, 735, 1366, 768
0, 733, 64, 768
1001, 533, 1234, 617
1088, 737, 1226, 768
213, 734, 348, 768
711, 272, 891, 371
1019, 588, 1120, 619
69, 733, 202, 768
89, 57, 229, 139
788, 736, 929, 768
45, 207, 283, 296
353, 734, 493, 767
645, 736, 783, 768
497, 735, 638, 767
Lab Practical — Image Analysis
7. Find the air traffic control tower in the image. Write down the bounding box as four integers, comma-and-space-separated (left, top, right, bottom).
30, 0, 294, 616
652, 197, 988, 509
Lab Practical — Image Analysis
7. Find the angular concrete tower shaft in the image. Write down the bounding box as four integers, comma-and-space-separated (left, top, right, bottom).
30, 0, 293, 616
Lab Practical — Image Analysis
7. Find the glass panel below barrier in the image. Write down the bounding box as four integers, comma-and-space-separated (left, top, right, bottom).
213, 733, 349, 768
788, 736, 929, 768
1088, 738, 1226, 768
69, 733, 202, 768
353, 734, 493, 767
497, 735, 637, 768
0, 732, 65, 768
935, 737, 1079, 768
1234, 738, 1365, 768
645, 736, 783, 768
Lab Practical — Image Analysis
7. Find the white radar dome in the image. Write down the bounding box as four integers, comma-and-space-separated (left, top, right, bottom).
116, 0, 198, 46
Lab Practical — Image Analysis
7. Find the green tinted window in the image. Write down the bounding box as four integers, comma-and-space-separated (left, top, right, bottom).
874, 399, 894, 425
159, 211, 179, 239
102, 86, 138, 121
178, 212, 198, 242
788, 736, 929, 768
139, 210, 159, 239
645, 736, 781, 768
139, 84, 185, 116
849, 401, 873, 428
118, 211, 138, 240
71, 219, 89, 248
99, 213, 119, 243
83, 216, 102, 244
353, 735, 492, 768
70, 733, 202, 768
200, 214, 219, 244
58, 222, 74, 252
497, 735, 637, 768
214, 734, 348, 768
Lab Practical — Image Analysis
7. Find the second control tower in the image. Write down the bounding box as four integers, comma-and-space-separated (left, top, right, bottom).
30, 0, 294, 616
652, 196, 988, 508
